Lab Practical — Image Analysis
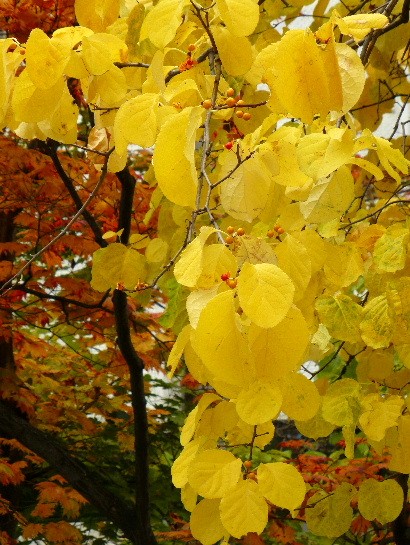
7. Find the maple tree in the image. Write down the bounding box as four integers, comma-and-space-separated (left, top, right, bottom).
0, 0, 410, 544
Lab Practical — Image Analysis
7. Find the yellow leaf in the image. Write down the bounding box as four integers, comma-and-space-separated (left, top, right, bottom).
195, 401, 239, 441
196, 244, 237, 290
260, 140, 311, 188
280, 373, 320, 422
323, 241, 363, 289
181, 483, 197, 512
295, 407, 336, 440
337, 13, 388, 41
216, 0, 259, 37
219, 150, 272, 222
190, 499, 226, 545
172, 439, 203, 488
173, 226, 216, 288
188, 449, 242, 498
238, 262, 295, 328
226, 420, 275, 449
300, 166, 354, 225
180, 393, 220, 446
114, 93, 159, 155
153, 106, 203, 208
219, 479, 268, 538
89, 66, 127, 106
81, 34, 127, 76
336, 42, 366, 112
140, 0, 187, 49
91, 243, 146, 291
358, 479, 403, 524
322, 378, 361, 427
389, 414, 410, 473
315, 294, 364, 343
212, 25, 253, 76
275, 234, 311, 301
25, 29, 68, 89
360, 295, 394, 349
235, 380, 282, 425
258, 462, 306, 510
265, 29, 340, 123
37, 85, 79, 144
248, 306, 310, 379
186, 287, 220, 329
145, 237, 168, 263
12, 69, 66, 123
297, 128, 355, 181
75, 0, 121, 32
191, 290, 249, 386
167, 324, 192, 378
236, 235, 277, 268
306, 483, 355, 537
373, 225, 409, 273
359, 394, 403, 442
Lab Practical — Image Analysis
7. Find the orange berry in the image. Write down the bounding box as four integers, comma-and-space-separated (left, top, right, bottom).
236, 110, 244, 118
202, 99, 212, 109
248, 472, 257, 480
187, 43, 196, 52
236, 99, 245, 106
226, 278, 237, 289
226, 87, 235, 97
276, 227, 285, 234
225, 97, 236, 107
244, 460, 253, 469
242, 112, 252, 121
236, 227, 245, 236
267, 230, 275, 238
225, 235, 235, 244
227, 226, 235, 234
220, 272, 231, 281
224, 141, 234, 150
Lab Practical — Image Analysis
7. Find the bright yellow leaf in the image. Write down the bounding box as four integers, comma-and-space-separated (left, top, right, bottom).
173, 226, 216, 288
188, 449, 242, 498
212, 25, 253, 76
359, 394, 403, 442
238, 262, 295, 328
25, 29, 68, 89
153, 106, 203, 208
216, 0, 259, 37
360, 295, 394, 349
190, 499, 226, 545
315, 294, 364, 343
280, 373, 320, 422
191, 290, 249, 386
337, 13, 388, 41
258, 462, 306, 510
373, 225, 409, 273
219, 479, 268, 538
140, 0, 187, 49
75, 0, 121, 32
235, 380, 282, 425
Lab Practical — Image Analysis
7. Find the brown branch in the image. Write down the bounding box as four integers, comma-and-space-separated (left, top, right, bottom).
12, 285, 111, 310
112, 168, 157, 545
46, 140, 107, 248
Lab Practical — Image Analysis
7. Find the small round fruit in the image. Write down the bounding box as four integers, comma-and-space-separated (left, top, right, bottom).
202, 99, 212, 109
236, 227, 245, 236
236, 110, 244, 118
224, 141, 234, 150
276, 227, 285, 235
187, 43, 196, 52
226, 278, 237, 289
220, 272, 231, 281
225, 97, 236, 107
242, 112, 252, 121
225, 235, 235, 244
226, 226, 235, 234
226, 87, 235, 97
236, 99, 245, 106
244, 460, 253, 469
248, 472, 257, 480
267, 230, 275, 238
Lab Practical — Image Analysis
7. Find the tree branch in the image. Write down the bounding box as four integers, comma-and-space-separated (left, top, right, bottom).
0, 401, 141, 543
46, 140, 107, 248
113, 167, 157, 545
